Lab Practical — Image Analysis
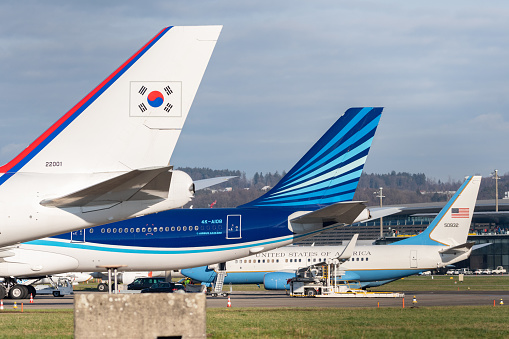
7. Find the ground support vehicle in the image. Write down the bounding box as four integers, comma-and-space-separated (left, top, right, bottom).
288, 263, 404, 298
33, 277, 73, 297
492, 266, 507, 274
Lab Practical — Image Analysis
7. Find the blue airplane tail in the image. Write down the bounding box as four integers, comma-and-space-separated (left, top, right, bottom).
240, 107, 383, 209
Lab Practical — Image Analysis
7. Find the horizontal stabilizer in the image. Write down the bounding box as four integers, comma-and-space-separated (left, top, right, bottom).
40, 166, 173, 208
363, 207, 402, 222
290, 201, 367, 226
439, 242, 474, 254
472, 243, 491, 251
194, 176, 238, 191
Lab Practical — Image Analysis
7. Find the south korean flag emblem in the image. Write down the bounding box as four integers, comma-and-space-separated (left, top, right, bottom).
130, 81, 182, 117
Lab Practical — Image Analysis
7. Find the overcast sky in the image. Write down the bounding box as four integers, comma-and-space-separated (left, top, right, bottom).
0, 1, 508, 181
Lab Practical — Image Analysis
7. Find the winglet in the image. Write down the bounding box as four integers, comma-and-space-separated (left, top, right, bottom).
337, 234, 359, 261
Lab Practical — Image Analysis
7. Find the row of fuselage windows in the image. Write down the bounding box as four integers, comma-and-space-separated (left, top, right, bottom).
234, 257, 369, 264
93, 225, 223, 235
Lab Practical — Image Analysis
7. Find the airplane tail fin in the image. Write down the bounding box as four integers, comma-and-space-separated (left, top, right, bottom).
240, 107, 383, 209
394, 176, 481, 247
0, 26, 221, 181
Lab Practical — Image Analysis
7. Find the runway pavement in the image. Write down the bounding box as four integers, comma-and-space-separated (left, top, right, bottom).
3, 290, 508, 310
206, 290, 509, 308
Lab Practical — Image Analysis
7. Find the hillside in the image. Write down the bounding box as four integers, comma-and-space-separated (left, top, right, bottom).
177, 167, 505, 208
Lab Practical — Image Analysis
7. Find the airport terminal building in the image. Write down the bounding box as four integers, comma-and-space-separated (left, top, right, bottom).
297, 199, 509, 271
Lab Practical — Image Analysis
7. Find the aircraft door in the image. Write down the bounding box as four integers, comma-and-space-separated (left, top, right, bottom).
71, 229, 85, 243
410, 250, 417, 268
226, 215, 241, 239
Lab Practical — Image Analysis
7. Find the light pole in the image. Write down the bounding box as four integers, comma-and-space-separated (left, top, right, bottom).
492, 170, 500, 212
374, 187, 385, 238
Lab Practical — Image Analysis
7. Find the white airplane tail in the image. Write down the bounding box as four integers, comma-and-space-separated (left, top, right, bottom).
394, 175, 481, 247
0, 26, 221, 180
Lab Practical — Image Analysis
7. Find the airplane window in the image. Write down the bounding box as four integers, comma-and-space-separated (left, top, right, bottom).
299, 259, 302, 262
177, 226, 181, 231
171, 227, 175, 231
183, 226, 187, 231
189, 227, 192, 232
113, 228, 117, 233
136, 228, 140, 233
124, 228, 128, 233
276, 259, 279, 263
366, 258, 369, 261
361, 258, 364, 261
107, 228, 111, 233
285, 259, 288, 263
89, 228, 93, 234
142, 228, 146, 232
290, 259, 293, 263
272, 259, 274, 263
201, 226, 204, 230
308, 259, 310, 262
313, 259, 316, 262
165, 227, 169, 232
130, 228, 134, 233
101, 228, 105, 233
118, 228, 122, 233
148, 227, 152, 232
195, 226, 199, 231
263, 260, 265, 263
257, 260, 260, 263
159, 227, 163, 232
206, 226, 210, 230
153, 227, 157, 232
356, 258, 359, 261
219, 225, 222, 230
248, 260, 251, 263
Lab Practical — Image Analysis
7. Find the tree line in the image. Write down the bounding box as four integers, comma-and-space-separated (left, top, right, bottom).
177, 167, 506, 208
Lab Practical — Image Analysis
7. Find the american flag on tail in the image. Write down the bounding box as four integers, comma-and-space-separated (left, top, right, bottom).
451, 208, 469, 218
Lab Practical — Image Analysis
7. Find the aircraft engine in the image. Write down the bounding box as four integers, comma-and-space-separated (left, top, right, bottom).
263, 272, 295, 290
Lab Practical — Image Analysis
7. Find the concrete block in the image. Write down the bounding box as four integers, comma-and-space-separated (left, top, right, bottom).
74, 292, 206, 338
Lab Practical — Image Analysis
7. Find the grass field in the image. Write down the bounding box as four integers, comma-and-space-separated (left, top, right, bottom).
207, 306, 509, 338
369, 275, 509, 291
15, 276, 504, 338
1, 306, 508, 338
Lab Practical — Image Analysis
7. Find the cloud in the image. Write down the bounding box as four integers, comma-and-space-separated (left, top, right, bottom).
0, 1, 508, 181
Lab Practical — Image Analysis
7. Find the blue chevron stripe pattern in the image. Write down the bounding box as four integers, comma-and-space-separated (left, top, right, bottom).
240, 107, 383, 208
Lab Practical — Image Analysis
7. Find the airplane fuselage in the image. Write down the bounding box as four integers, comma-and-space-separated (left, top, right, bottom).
1, 207, 335, 277
181, 243, 472, 287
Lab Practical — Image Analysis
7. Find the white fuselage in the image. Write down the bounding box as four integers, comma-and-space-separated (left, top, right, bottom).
0, 171, 194, 247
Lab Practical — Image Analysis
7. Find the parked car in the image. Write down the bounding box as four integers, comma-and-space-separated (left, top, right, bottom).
445, 269, 455, 275
474, 269, 483, 275
482, 269, 492, 275
459, 268, 472, 275
127, 277, 166, 290
140, 282, 185, 293
492, 266, 507, 274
